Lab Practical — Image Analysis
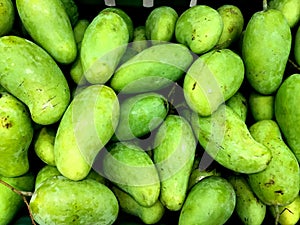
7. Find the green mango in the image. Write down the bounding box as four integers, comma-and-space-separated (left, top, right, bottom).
183, 48, 244, 116
29, 176, 119, 225
113, 92, 169, 141
54, 85, 119, 181
226, 91, 248, 122
153, 115, 196, 211
187, 168, 220, 190
16, 0, 77, 64
215, 4, 244, 49
34, 126, 56, 166
248, 120, 300, 206
145, 6, 178, 43
249, 91, 274, 121
0, 35, 71, 125
112, 186, 165, 225
295, 25, 300, 66
80, 9, 129, 84
179, 176, 236, 225
0, 91, 33, 177
268, 0, 300, 27
269, 195, 300, 225
228, 175, 266, 225
0, 172, 35, 225
0, 0, 14, 36
191, 104, 272, 174
132, 26, 149, 53
60, 0, 79, 27
242, 9, 292, 95
103, 142, 160, 207
73, 19, 89, 44
275, 73, 300, 161
110, 43, 193, 93
175, 5, 223, 54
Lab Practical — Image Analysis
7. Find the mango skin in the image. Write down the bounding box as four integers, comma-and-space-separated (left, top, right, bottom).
179, 176, 236, 225
153, 115, 196, 211
113, 92, 168, 141
60, 0, 79, 27
112, 186, 165, 225
0, 172, 35, 225
228, 175, 266, 225
249, 91, 274, 121
0, 0, 14, 36
295, 25, 300, 66
248, 120, 300, 206
103, 142, 160, 207
183, 48, 244, 116
242, 9, 292, 95
110, 43, 193, 93
175, 5, 223, 54
16, 0, 77, 64
145, 6, 178, 43
54, 85, 119, 181
191, 104, 272, 174
29, 176, 119, 225
0, 35, 71, 125
275, 74, 300, 162
80, 10, 129, 84
226, 91, 248, 122
0, 91, 33, 177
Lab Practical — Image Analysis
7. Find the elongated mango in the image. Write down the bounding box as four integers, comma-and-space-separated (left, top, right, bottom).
0, 35, 70, 125
242, 9, 291, 94
153, 115, 196, 211
226, 91, 248, 122
179, 176, 236, 225
16, 0, 77, 64
248, 120, 300, 206
80, 9, 129, 84
110, 43, 193, 93
191, 104, 272, 174
54, 85, 119, 181
0, 0, 14, 37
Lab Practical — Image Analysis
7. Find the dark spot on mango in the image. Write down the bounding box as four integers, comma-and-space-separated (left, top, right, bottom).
264, 179, 275, 187
192, 82, 197, 90
1, 116, 12, 129
274, 190, 284, 195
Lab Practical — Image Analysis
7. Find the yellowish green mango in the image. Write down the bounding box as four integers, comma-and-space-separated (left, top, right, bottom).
60, 0, 79, 27
215, 4, 244, 49
54, 85, 119, 181
228, 175, 266, 225
0, 35, 71, 125
145, 6, 178, 43
0, 172, 35, 225
132, 26, 149, 53
16, 0, 77, 64
191, 104, 272, 174
248, 120, 300, 206
249, 91, 274, 121
80, 9, 129, 84
188, 168, 220, 190
275, 73, 300, 162
0, 91, 33, 177
179, 176, 236, 225
110, 43, 193, 93
103, 142, 160, 207
29, 176, 119, 225
183, 48, 244, 116
0, 0, 14, 36
242, 9, 291, 95
112, 186, 165, 224
226, 91, 248, 122
175, 5, 223, 54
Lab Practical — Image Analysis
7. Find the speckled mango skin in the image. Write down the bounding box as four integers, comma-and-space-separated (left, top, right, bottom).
16, 0, 77, 64
242, 9, 292, 95
275, 74, 300, 162
248, 120, 300, 206
103, 142, 160, 207
0, 91, 33, 177
29, 176, 119, 225
226, 91, 248, 122
0, 0, 14, 37
153, 115, 196, 211
0, 36, 70, 125
179, 176, 236, 225
228, 175, 266, 225
0, 172, 35, 225
80, 10, 129, 84
175, 5, 223, 54
191, 104, 272, 174
183, 49, 244, 116
54, 85, 119, 181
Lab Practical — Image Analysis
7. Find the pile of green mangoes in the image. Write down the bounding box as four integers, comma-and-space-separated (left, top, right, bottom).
1, 0, 300, 224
